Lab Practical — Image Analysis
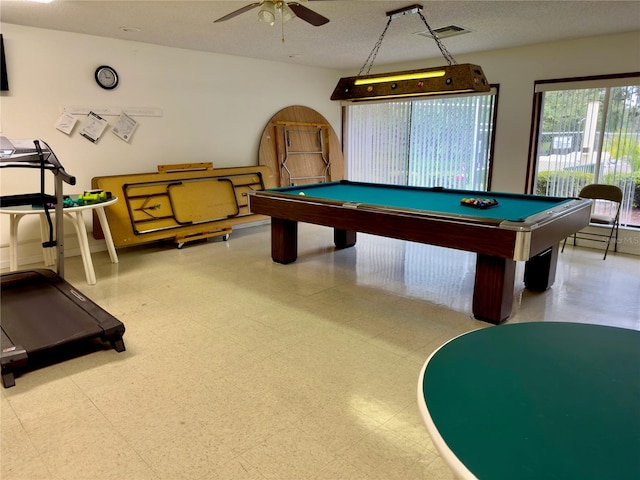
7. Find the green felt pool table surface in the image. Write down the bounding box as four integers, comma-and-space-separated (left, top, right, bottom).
271, 181, 574, 223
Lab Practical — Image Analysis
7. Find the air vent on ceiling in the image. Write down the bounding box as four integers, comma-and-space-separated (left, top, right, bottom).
414, 24, 471, 39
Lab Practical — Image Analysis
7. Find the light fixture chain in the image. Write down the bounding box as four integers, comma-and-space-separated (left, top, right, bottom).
281, 4, 285, 43
358, 16, 393, 76
417, 11, 457, 65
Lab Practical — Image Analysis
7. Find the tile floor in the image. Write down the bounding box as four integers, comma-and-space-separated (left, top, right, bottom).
1, 222, 639, 480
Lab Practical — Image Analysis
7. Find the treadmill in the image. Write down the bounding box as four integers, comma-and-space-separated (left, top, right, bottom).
0, 137, 125, 388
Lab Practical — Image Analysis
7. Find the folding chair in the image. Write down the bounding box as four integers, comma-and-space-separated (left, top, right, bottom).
562, 184, 623, 259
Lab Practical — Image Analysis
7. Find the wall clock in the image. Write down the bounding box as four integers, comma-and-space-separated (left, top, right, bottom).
94, 65, 118, 90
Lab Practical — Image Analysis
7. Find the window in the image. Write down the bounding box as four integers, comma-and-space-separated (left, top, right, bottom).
529, 75, 640, 228
344, 89, 498, 191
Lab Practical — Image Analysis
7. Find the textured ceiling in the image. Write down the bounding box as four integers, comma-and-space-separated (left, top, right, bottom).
2, 1, 639, 70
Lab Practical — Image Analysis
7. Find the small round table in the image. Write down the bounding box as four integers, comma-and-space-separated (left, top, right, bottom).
418, 322, 640, 480
0, 196, 119, 285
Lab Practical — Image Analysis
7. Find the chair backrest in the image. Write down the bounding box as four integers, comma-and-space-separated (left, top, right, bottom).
578, 184, 623, 203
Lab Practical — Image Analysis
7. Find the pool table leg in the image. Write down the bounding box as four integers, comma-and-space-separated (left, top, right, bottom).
334, 229, 356, 249
523, 245, 558, 291
271, 218, 298, 264
473, 254, 516, 324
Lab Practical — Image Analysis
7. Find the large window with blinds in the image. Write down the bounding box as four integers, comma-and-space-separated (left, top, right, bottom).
530, 75, 640, 228
344, 89, 498, 191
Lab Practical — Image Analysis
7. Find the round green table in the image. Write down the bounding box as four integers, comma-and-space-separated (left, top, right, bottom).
417, 322, 640, 479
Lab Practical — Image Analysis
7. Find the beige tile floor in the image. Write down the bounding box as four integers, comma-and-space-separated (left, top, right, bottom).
1, 222, 639, 480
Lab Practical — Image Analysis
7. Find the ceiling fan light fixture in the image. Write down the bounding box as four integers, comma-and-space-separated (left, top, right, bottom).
214, 0, 329, 27
258, 2, 276, 26
281, 3, 296, 23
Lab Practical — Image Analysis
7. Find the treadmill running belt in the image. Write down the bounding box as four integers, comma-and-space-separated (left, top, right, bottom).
1, 269, 126, 387
2, 283, 106, 351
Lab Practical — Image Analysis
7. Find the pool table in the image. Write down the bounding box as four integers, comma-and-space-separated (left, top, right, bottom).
248, 181, 592, 324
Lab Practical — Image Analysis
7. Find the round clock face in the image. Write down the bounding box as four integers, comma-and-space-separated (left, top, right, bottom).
95, 65, 118, 90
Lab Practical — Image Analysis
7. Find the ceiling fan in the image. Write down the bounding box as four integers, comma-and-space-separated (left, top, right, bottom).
214, 1, 330, 27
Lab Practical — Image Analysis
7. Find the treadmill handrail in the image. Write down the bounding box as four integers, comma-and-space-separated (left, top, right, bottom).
37, 139, 76, 186
0, 138, 76, 186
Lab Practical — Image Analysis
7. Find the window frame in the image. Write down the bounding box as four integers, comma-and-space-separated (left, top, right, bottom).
340, 85, 500, 191
526, 72, 640, 194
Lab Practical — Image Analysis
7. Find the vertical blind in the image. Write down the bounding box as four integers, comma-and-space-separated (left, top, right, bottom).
344, 91, 497, 191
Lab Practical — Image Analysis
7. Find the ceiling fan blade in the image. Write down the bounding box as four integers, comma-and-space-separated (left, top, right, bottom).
288, 2, 330, 26
214, 2, 261, 23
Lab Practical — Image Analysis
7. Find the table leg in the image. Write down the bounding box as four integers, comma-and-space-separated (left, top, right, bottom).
94, 206, 119, 264
334, 229, 356, 249
8, 213, 25, 271
472, 254, 516, 324
523, 245, 558, 291
271, 217, 297, 264
66, 211, 97, 285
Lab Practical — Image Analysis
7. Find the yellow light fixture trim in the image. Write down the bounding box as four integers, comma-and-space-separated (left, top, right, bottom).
353, 70, 446, 85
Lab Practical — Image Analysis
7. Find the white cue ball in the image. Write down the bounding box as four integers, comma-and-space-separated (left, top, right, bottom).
299, 192, 305, 196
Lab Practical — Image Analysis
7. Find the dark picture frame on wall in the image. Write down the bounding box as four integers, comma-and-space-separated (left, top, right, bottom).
1, 34, 9, 91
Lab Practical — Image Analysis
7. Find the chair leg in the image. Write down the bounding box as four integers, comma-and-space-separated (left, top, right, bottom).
603, 225, 616, 260
603, 220, 620, 260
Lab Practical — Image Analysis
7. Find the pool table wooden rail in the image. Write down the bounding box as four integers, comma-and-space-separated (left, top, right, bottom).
248, 193, 591, 261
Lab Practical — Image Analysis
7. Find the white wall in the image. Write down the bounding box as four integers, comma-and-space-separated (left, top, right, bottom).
1, 24, 638, 265
0, 23, 343, 265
